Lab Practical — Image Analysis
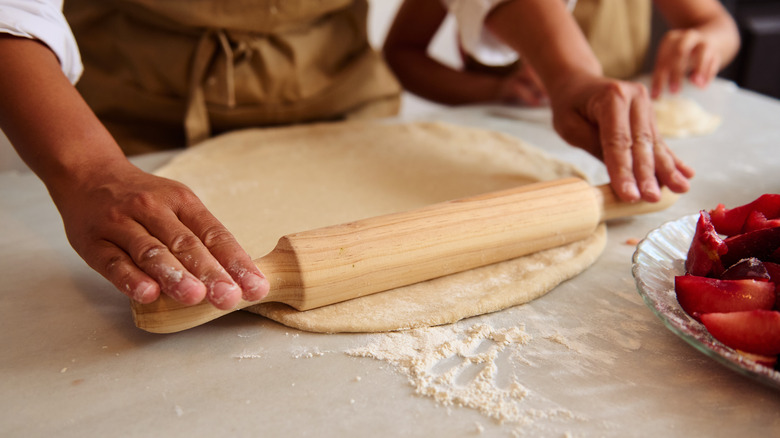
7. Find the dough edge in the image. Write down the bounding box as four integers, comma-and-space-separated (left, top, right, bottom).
247, 224, 606, 333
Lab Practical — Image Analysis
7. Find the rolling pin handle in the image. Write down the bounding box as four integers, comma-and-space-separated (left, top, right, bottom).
596, 184, 680, 222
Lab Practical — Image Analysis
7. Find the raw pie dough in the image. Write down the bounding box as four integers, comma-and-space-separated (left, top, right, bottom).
653, 96, 722, 138
155, 121, 606, 333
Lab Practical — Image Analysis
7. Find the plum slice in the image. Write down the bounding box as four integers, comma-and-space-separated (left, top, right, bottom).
720, 257, 770, 281
675, 275, 775, 320
744, 210, 780, 233
701, 310, 780, 356
721, 226, 780, 267
685, 211, 728, 277
709, 194, 780, 236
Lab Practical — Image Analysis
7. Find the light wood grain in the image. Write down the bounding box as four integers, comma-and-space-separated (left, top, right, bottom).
131, 178, 678, 333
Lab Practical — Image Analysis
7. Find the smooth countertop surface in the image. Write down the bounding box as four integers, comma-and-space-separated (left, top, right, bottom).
3, 81, 780, 437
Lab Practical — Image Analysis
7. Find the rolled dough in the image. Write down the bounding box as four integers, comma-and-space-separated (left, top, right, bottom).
653, 96, 722, 138
155, 121, 606, 333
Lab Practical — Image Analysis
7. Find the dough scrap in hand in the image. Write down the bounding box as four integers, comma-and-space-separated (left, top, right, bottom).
154, 121, 606, 333
653, 96, 722, 138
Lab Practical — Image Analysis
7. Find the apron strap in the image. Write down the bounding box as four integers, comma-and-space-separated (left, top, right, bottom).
184, 29, 238, 146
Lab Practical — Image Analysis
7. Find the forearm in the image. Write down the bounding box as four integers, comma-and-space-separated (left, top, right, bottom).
484, 0, 602, 99
384, 0, 506, 104
0, 35, 128, 195
384, 48, 506, 105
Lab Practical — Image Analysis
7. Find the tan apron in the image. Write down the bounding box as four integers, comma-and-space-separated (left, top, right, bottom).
464, 0, 651, 83
572, 0, 651, 80
64, 0, 401, 154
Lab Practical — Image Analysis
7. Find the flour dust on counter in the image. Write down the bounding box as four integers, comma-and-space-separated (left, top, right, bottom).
233, 349, 265, 360
154, 121, 606, 333
344, 321, 591, 436
327, 279, 668, 436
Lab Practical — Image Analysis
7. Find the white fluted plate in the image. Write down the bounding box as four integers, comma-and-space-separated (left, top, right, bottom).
632, 214, 780, 389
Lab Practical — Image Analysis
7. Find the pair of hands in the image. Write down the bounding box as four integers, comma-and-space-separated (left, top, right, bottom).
68, 30, 714, 310
85, 77, 689, 311
72, 82, 691, 309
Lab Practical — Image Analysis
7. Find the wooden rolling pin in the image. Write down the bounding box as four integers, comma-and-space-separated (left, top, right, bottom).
132, 178, 677, 333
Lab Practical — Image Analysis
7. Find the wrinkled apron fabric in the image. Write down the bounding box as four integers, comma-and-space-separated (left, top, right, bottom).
65, 0, 401, 154
572, 0, 651, 80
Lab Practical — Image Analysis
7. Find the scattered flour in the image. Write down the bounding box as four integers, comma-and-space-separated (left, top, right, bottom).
346, 323, 579, 426
544, 332, 580, 353
233, 350, 264, 360
163, 266, 183, 283
291, 346, 327, 359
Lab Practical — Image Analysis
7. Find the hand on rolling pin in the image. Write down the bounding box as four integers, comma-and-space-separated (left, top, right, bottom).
547, 74, 696, 203
0, 36, 269, 310
50, 162, 271, 310
482, 0, 696, 203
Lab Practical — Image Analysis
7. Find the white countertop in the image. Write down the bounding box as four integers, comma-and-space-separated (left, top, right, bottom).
3, 81, 780, 437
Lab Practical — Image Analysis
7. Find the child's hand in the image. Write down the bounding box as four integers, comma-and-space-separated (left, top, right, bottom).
651, 29, 722, 98
497, 62, 548, 106
49, 162, 270, 309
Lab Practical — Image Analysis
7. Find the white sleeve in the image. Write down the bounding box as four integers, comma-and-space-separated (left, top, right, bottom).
441, 0, 578, 67
440, 0, 517, 66
0, 0, 83, 83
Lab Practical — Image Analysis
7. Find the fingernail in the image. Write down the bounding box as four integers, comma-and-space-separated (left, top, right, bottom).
209, 281, 241, 307
169, 275, 200, 301
133, 282, 157, 303
672, 171, 690, 190
242, 273, 270, 301
622, 182, 641, 202
641, 181, 661, 201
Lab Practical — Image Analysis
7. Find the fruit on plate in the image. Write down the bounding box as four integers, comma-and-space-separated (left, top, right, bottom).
721, 227, 780, 267
744, 210, 780, 233
709, 194, 780, 236
701, 310, 780, 357
685, 211, 727, 277
675, 276, 775, 320
720, 257, 770, 281
763, 262, 780, 310
675, 193, 780, 367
